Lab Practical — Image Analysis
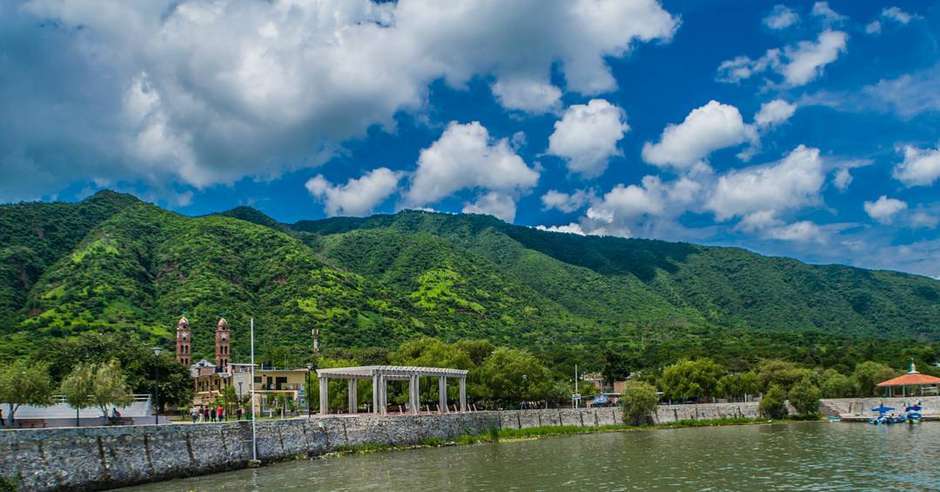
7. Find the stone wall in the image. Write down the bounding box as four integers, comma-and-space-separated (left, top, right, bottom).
0, 402, 759, 491
820, 396, 940, 417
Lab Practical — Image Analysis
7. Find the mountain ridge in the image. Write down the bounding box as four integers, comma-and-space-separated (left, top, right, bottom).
2, 190, 939, 367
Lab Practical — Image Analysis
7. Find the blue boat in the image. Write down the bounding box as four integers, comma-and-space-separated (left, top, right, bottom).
868, 404, 905, 425
904, 403, 923, 423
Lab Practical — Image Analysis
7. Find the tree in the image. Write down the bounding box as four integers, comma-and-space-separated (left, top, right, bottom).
477, 347, 557, 405
660, 358, 725, 402
621, 381, 659, 425
788, 377, 821, 418
0, 359, 54, 426
818, 369, 854, 398
759, 384, 788, 419
60, 364, 96, 427
91, 360, 133, 419
853, 361, 897, 397
756, 359, 812, 393
137, 352, 193, 414
716, 371, 761, 401
453, 340, 495, 367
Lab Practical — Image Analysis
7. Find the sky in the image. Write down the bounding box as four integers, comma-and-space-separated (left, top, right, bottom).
2, 1, 940, 277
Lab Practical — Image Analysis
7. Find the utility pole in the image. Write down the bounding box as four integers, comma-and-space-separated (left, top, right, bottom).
574, 364, 579, 409
249, 318, 259, 466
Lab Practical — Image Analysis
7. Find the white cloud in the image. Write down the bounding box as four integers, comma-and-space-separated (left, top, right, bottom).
833, 167, 853, 191
5, 0, 679, 199
864, 195, 908, 224
716, 30, 847, 87
893, 145, 940, 187
462, 191, 517, 222
404, 121, 538, 209
547, 99, 628, 178
642, 100, 753, 171
535, 223, 586, 235
580, 175, 703, 238
865, 21, 882, 35
882, 7, 915, 24
765, 220, 826, 243
811, 2, 846, 24
763, 5, 799, 30
706, 145, 826, 221
306, 167, 401, 217
910, 210, 938, 229
541, 189, 592, 213
801, 65, 940, 119
754, 99, 797, 129
491, 78, 562, 113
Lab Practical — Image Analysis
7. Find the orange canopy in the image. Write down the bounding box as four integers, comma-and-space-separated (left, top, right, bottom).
877, 372, 940, 387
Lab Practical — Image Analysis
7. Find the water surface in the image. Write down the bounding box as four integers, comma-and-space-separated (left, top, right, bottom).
127, 422, 940, 491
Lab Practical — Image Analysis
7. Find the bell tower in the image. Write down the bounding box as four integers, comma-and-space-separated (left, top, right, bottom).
215, 318, 231, 371
176, 316, 191, 366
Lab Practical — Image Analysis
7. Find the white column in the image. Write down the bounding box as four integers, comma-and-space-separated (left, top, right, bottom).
379, 374, 387, 415
438, 376, 448, 413
347, 379, 358, 414
372, 374, 379, 414
459, 377, 467, 412
319, 377, 329, 415
408, 375, 414, 414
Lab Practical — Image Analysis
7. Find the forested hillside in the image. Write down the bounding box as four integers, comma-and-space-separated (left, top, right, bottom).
2, 191, 939, 371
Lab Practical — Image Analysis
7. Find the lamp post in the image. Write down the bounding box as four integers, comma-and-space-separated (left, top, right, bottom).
152, 347, 162, 425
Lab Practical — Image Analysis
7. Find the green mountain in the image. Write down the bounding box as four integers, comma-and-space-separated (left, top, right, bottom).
2, 191, 939, 367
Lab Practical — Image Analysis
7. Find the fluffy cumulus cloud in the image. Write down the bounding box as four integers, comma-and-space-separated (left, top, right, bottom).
893, 145, 940, 187
706, 145, 826, 223
642, 100, 753, 170
578, 175, 703, 237
306, 168, 401, 217
462, 191, 517, 222
716, 30, 847, 87
0, 0, 679, 201
404, 121, 538, 210
541, 189, 592, 213
864, 195, 908, 224
547, 99, 629, 178
763, 5, 799, 30
754, 99, 797, 129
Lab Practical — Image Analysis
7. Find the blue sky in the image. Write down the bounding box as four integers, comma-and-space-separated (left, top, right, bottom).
2, 1, 940, 277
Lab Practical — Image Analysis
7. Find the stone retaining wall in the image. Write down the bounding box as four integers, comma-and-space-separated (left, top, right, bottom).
0, 402, 759, 491
820, 396, 940, 417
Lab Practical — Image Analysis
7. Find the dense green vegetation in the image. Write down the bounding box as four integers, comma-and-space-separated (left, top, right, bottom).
2, 190, 940, 382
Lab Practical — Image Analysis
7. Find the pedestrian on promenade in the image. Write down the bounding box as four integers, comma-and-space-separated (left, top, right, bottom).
190, 407, 198, 424
217, 404, 224, 422
237, 407, 243, 420
203, 406, 210, 422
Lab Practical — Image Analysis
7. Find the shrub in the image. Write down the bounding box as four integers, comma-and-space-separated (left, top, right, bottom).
788, 378, 821, 418
759, 384, 788, 419
621, 381, 659, 425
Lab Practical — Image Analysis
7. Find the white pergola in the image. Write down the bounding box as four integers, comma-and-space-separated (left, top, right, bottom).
316, 365, 469, 415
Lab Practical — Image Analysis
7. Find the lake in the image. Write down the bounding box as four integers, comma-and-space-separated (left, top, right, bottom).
125, 422, 940, 491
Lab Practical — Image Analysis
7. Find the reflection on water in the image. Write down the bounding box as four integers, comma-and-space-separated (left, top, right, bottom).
126, 422, 940, 491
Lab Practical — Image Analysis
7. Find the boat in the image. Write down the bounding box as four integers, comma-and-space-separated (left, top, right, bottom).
867, 404, 905, 425
904, 403, 923, 424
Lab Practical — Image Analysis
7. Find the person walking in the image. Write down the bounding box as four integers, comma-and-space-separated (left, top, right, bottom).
217, 404, 224, 422
190, 407, 198, 424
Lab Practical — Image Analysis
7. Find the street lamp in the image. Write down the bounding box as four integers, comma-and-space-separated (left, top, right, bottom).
306, 363, 314, 418
152, 347, 162, 425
